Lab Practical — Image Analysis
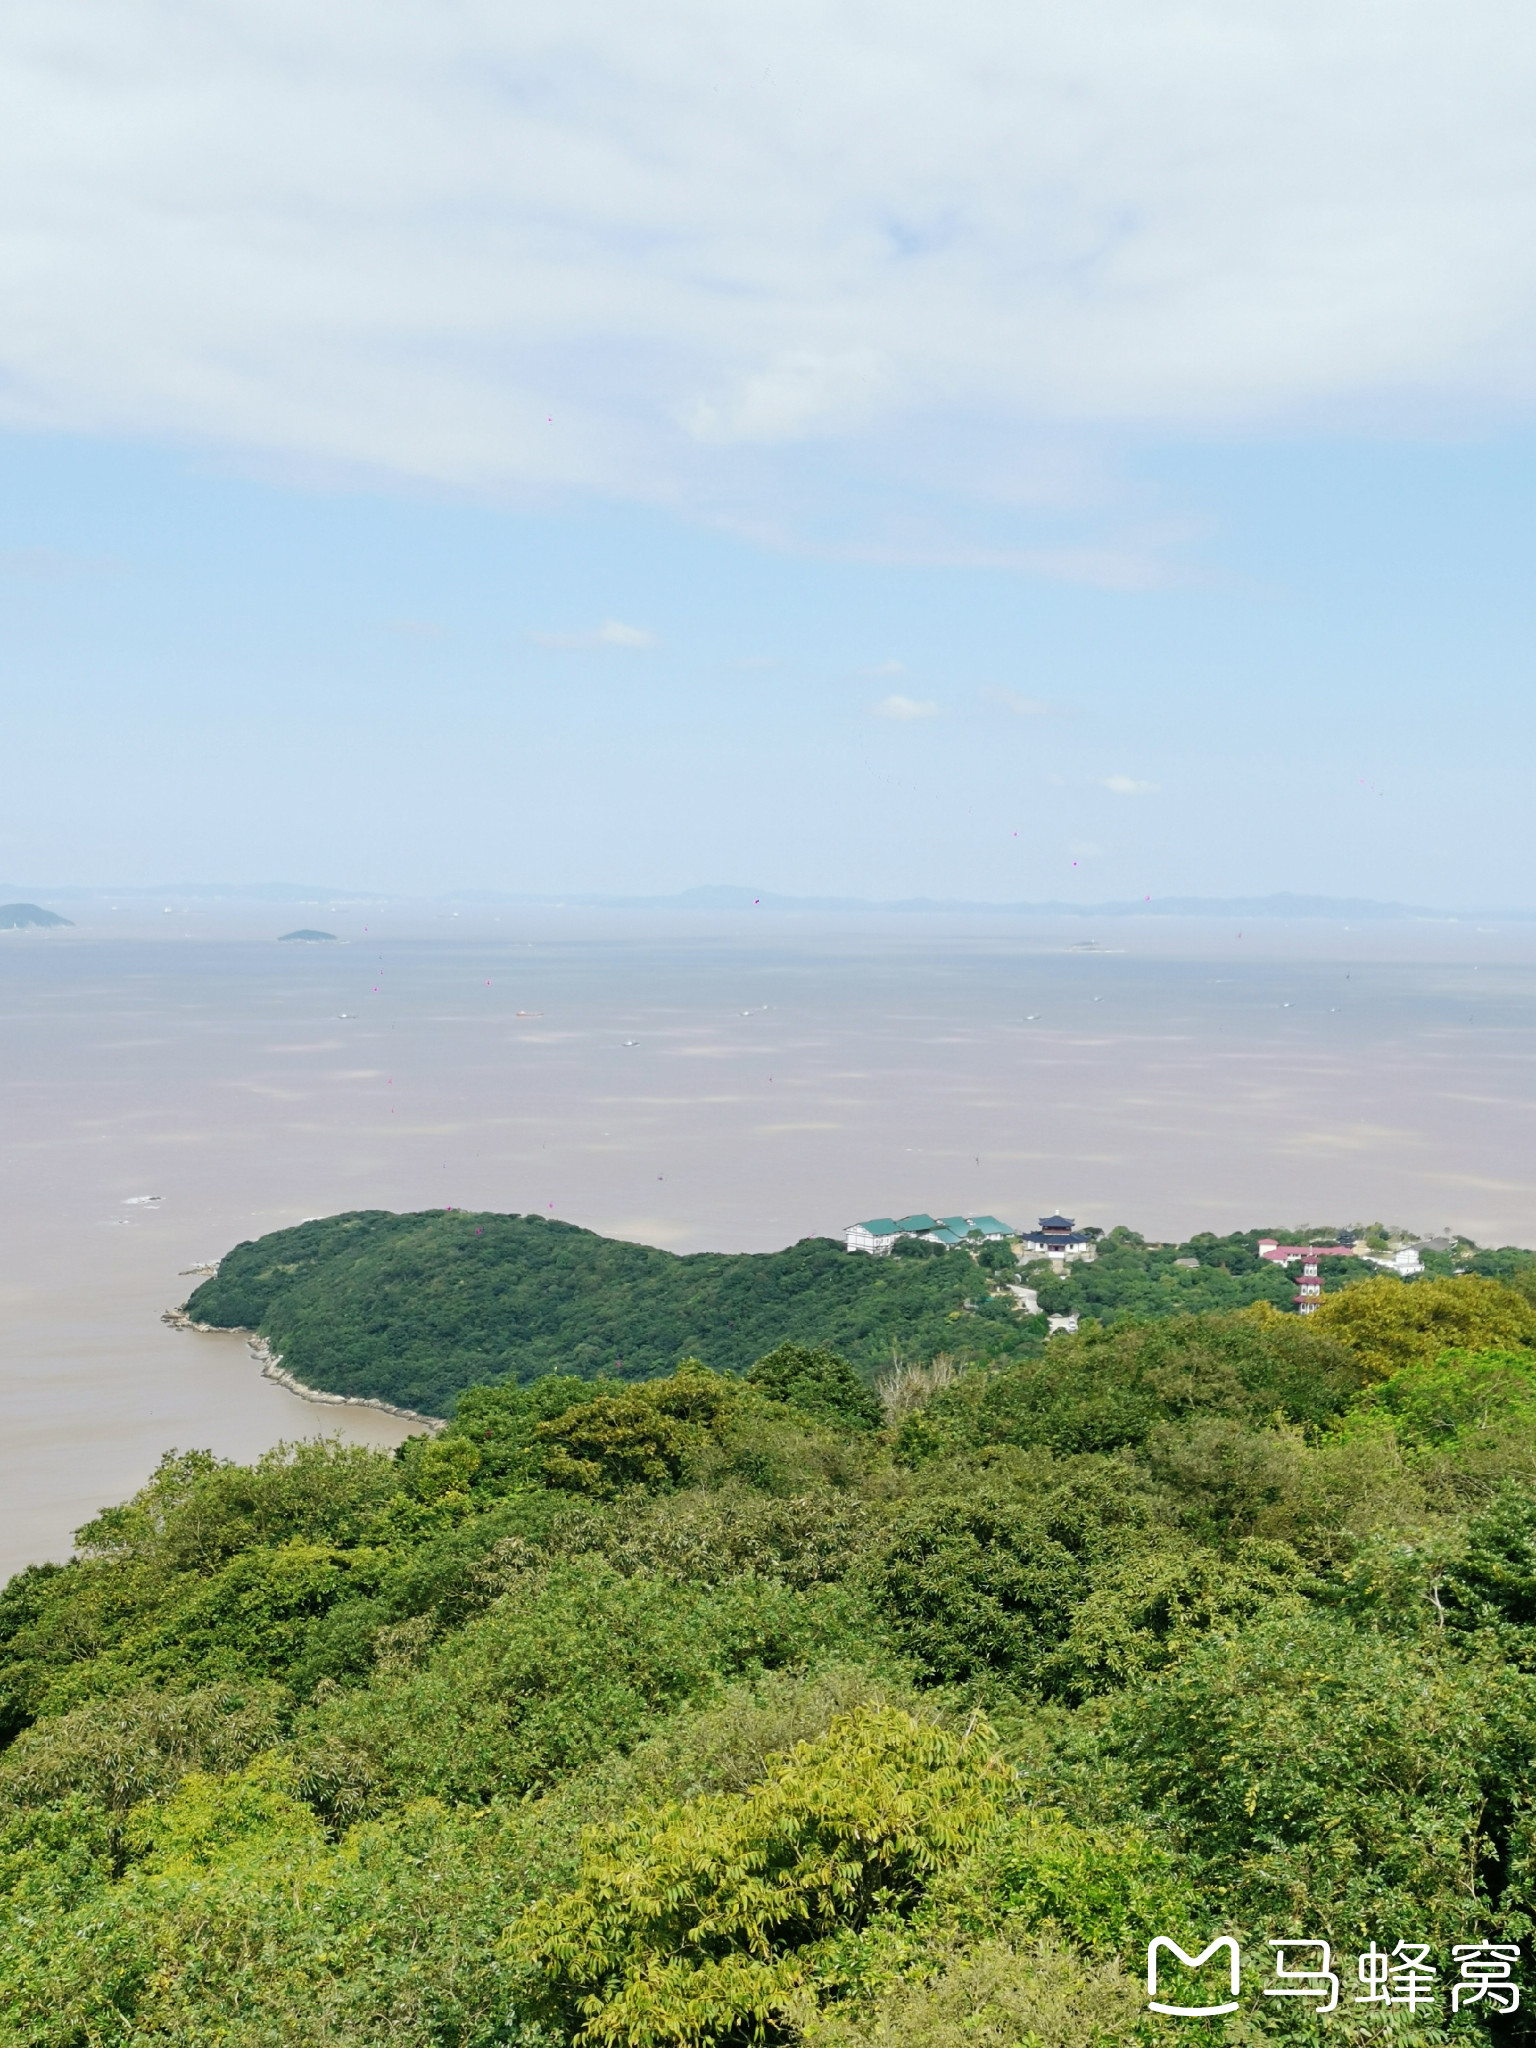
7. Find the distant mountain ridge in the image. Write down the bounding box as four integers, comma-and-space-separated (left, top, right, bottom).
6, 883, 1532, 919
568, 886, 1479, 919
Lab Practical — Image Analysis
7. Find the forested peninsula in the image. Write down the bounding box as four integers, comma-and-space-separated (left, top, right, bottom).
179, 1207, 1490, 1417
182, 1209, 1049, 1413
8, 1247, 1536, 2039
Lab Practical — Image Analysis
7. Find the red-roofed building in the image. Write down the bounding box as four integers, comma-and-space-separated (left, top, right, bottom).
1257, 1239, 1354, 1315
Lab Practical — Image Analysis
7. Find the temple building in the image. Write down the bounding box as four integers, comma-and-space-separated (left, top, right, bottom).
1019, 1214, 1096, 1262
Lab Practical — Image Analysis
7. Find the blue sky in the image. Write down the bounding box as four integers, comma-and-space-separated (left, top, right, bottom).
2, 2, 1535, 905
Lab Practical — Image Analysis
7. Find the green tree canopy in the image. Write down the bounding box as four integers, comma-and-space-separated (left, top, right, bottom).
1311, 1273, 1536, 1379
745, 1342, 883, 1433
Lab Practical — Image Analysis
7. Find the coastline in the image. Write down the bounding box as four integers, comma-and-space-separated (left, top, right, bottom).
162, 1305, 446, 1433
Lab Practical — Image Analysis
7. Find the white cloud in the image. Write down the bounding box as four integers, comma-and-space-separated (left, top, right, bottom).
687, 350, 889, 444
873, 694, 940, 720
532, 621, 657, 649
983, 687, 1060, 717
1103, 774, 1158, 795
0, 0, 1534, 527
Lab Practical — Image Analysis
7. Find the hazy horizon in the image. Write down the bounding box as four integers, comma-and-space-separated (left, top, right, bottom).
10, 883, 1536, 920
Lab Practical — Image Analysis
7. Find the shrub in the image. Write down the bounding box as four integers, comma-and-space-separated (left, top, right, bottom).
545, 1487, 883, 1590
75, 1438, 405, 1572
894, 1310, 1363, 1466
1099, 1607, 1536, 1936
512, 1705, 1014, 2047
874, 1499, 1086, 1688
1442, 1481, 1536, 1651
1038, 1539, 1311, 1701
297, 1560, 872, 1806
0, 1683, 286, 1819
537, 1395, 699, 1497
450, 1372, 612, 1490
802, 1935, 1146, 2048
874, 1355, 965, 1431
531, 1368, 742, 1497
1339, 1346, 1536, 1454
0, 1780, 533, 2047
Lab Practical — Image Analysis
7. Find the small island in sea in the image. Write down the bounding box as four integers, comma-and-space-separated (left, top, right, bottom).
277, 927, 337, 942
0, 902, 71, 928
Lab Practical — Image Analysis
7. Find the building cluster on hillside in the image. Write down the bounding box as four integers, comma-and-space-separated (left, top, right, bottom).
844, 1212, 1016, 1254
1369, 1233, 1457, 1275
1258, 1230, 1459, 1311
846, 1210, 1467, 1318
844, 1210, 1098, 1263
1257, 1237, 1355, 1314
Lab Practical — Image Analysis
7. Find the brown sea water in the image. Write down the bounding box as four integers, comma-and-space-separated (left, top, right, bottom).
4, 901, 1536, 1581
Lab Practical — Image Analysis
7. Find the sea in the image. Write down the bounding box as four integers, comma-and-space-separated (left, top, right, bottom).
4, 894, 1536, 1583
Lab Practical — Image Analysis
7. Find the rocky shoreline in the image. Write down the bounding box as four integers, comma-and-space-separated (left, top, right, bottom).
161, 1305, 445, 1433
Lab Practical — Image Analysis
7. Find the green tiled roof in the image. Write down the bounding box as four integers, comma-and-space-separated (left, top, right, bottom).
853, 1211, 1015, 1242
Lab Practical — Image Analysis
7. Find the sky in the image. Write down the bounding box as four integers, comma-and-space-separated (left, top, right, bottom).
2, 0, 1536, 904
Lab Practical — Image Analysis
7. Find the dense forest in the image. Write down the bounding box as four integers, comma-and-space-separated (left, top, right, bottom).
9, 1272, 1536, 2040
181, 1210, 1474, 1417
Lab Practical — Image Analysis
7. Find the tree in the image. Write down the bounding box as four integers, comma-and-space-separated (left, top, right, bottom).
875, 1497, 1086, 1685
1311, 1275, 1536, 1380
745, 1343, 882, 1433
1341, 1346, 1536, 1452
1103, 1606, 1532, 1937
536, 1397, 697, 1497
1443, 1481, 1536, 1644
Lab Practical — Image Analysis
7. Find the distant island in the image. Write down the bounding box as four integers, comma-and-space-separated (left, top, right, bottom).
277, 928, 337, 942
0, 902, 71, 929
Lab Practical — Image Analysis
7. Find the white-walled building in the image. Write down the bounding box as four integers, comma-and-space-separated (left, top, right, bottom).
1018, 1215, 1097, 1265
845, 1212, 1016, 1254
